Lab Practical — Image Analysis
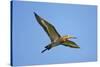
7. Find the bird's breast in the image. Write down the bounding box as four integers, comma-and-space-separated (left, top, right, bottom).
57, 38, 65, 43
53, 37, 67, 44
59, 37, 68, 43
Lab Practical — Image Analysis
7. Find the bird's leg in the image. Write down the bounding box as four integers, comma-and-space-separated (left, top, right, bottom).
41, 42, 59, 53
41, 48, 48, 53
41, 43, 53, 53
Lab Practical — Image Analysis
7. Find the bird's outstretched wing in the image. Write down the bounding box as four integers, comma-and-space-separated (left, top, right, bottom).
34, 12, 61, 42
62, 40, 80, 48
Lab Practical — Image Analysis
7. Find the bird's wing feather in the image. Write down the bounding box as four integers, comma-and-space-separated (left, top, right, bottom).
34, 12, 61, 42
62, 40, 79, 48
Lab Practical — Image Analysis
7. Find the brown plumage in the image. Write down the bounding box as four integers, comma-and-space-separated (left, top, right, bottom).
34, 12, 80, 53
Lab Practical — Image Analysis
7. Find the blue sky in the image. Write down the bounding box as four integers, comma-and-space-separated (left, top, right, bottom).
12, 1, 97, 66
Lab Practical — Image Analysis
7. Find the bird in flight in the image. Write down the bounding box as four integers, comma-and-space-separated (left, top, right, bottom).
34, 12, 80, 53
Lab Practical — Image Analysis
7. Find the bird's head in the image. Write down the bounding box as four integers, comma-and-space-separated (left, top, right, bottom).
63, 35, 77, 39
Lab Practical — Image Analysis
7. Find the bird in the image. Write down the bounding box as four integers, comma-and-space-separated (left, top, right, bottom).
34, 12, 80, 53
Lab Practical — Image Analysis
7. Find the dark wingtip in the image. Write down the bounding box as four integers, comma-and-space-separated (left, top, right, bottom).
76, 46, 80, 48
34, 12, 38, 16
70, 45, 80, 49
34, 12, 41, 19
34, 12, 36, 14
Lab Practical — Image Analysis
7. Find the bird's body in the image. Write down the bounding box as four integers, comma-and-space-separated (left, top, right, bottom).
34, 12, 80, 53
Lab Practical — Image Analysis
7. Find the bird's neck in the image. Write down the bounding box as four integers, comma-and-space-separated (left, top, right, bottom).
60, 37, 68, 43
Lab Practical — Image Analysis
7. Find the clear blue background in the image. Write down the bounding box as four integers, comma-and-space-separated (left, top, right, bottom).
12, 1, 97, 66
